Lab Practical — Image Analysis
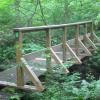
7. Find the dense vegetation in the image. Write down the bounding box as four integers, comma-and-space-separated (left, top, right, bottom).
0, 0, 100, 100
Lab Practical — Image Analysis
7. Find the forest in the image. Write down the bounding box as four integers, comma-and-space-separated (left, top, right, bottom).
0, 0, 100, 100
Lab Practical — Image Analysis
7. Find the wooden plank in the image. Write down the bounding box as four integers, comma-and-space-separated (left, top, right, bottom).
13, 21, 92, 33
23, 49, 46, 61
16, 67, 24, 86
78, 39, 91, 55
52, 43, 62, 52
92, 32, 100, 43
21, 58, 44, 91
71, 47, 89, 50
90, 23, 100, 44
65, 42, 82, 64
83, 23, 97, 50
85, 23, 88, 33
45, 29, 52, 73
84, 23, 98, 50
0, 65, 46, 84
85, 34, 98, 50
62, 27, 67, 62
75, 25, 79, 55
83, 34, 87, 45
16, 31, 24, 86
83, 24, 88, 45
0, 81, 38, 91
50, 48, 69, 74
90, 22, 95, 40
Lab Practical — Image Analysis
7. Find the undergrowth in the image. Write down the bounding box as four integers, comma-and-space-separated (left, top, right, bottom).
4, 72, 100, 100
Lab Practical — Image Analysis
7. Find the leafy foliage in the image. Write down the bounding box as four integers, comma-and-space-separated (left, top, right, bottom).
4, 72, 100, 100
84, 49, 100, 70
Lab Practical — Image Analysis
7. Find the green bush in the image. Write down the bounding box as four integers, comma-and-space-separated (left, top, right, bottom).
84, 49, 100, 70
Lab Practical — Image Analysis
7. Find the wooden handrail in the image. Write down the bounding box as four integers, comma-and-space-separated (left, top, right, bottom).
13, 21, 92, 33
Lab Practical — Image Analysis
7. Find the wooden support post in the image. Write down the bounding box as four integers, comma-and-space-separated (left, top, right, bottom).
45, 29, 52, 73
16, 31, 24, 87
78, 39, 91, 55
50, 48, 69, 74
0, 81, 37, 91
91, 22, 100, 43
75, 25, 79, 55
83, 23, 97, 50
85, 35, 97, 50
62, 27, 67, 62
90, 22, 94, 40
21, 58, 44, 91
65, 43, 82, 64
83, 24, 88, 45
92, 33, 100, 43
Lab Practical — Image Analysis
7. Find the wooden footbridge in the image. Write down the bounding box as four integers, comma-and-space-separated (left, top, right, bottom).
0, 21, 100, 91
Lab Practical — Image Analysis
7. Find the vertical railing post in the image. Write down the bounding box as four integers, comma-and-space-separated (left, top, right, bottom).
62, 27, 67, 63
90, 22, 94, 40
92, 21, 94, 33
75, 24, 79, 56
91, 22, 99, 42
16, 31, 24, 87
83, 23, 88, 44
85, 23, 88, 33
83, 23, 97, 50
45, 29, 52, 73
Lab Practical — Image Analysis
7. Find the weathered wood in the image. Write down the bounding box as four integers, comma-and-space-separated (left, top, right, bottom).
83, 24, 88, 45
78, 39, 91, 55
75, 25, 79, 55
65, 43, 82, 64
85, 34, 98, 50
92, 32, 100, 43
0, 65, 47, 84
45, 29, 52, 73
46, 29, 51, 47
16, 67, 24, 86
13, 21, 92, 33
21, 58, 44, 91
83, 34, 87, 45
50, 48, 69, 74
16, 31, 24, 87
62, 27, 67, 62
89, 22, 100, 44
0, 81, 37, 91
23, 49, 46, 61
90, 22, 94, 39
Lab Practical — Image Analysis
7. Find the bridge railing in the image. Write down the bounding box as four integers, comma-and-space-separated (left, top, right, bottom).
14, 21, 92, 32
